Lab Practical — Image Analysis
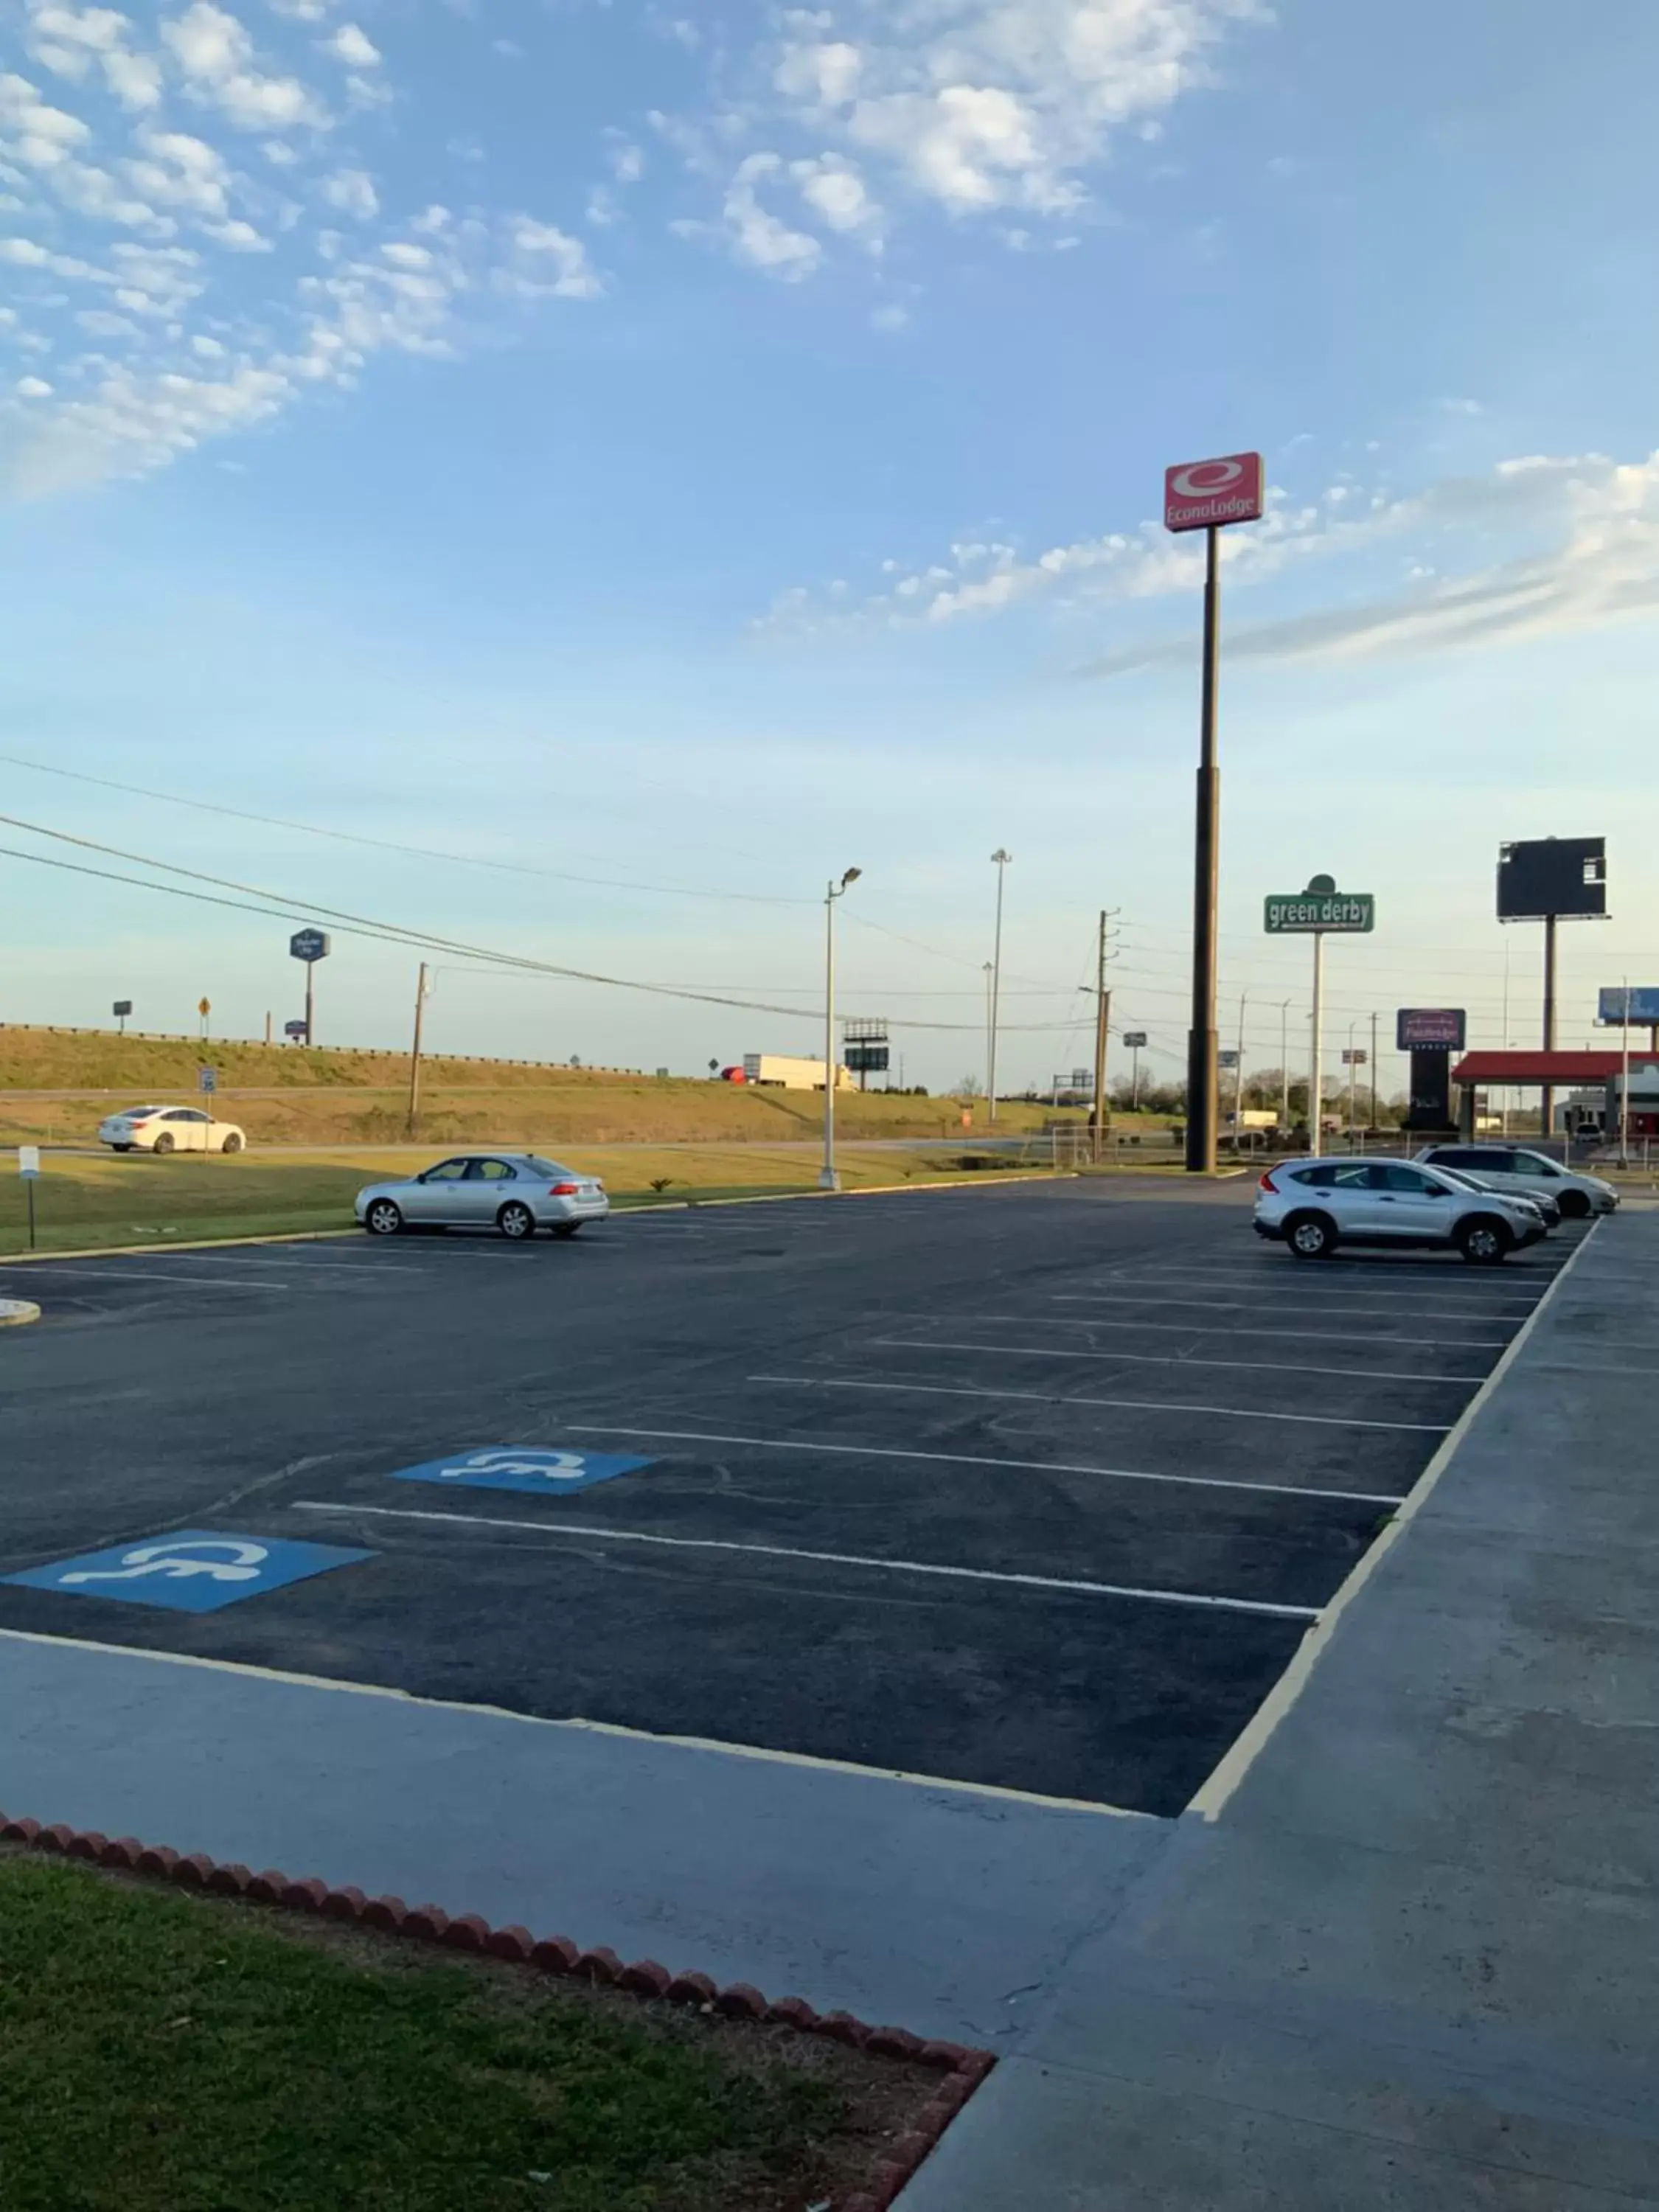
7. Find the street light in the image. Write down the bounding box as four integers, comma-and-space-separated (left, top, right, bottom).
821, 867, 862, 1190
988, 849, 1012, 1124
983, 963, 994, 1106
1279, 998, 1292, 1141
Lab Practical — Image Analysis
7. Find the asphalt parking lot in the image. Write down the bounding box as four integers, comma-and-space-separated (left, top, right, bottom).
0, 1178, 1588, 1817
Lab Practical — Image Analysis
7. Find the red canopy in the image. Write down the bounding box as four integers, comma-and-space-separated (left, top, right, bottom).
1451, 1049, 1630, 1085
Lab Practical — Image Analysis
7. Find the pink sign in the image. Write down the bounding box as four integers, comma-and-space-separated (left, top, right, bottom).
1164, 452, 1265, 533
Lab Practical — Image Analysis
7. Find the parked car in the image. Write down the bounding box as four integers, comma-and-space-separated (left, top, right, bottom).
1413, 1143, 1618, 1221
98, 1105, 246, 1154
1432, 1163, 1560, 1231
1254, 1156, 1545, 1263
355, 1154, 609, 1240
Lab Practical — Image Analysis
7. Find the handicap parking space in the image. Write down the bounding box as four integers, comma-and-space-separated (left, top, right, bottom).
0, 1186, 1595, 1818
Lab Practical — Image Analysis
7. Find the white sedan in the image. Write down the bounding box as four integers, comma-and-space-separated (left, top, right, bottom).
98, 1105, 248, 1155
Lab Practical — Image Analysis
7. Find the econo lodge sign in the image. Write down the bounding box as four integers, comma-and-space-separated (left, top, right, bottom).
1164, 453, 1265, 533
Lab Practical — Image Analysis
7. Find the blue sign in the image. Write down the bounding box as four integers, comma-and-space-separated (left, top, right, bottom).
1599, 986, 1659, 1026
3, 1531, 375, 1614
389, 1447, 654, 1498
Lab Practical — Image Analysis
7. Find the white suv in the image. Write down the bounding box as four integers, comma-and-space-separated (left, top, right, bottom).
1413, 1144, 1617, 1221
1255, 1157, 1545, 1264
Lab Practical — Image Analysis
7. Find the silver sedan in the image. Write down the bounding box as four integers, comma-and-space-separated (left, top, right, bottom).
355, 1154, 610, 1241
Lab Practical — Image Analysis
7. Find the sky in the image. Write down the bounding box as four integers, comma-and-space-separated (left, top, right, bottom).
2, 0, 1658, 1098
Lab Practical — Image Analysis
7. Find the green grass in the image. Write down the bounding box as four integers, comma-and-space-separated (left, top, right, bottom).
0, 1856, 849, 2212
0, 1144, 1051, 1255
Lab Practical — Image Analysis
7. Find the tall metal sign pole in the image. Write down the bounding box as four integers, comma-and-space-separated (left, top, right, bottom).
1265, 883, 1377, 1146
820, 869, 861, 1189
1166, 453, 1265, 1172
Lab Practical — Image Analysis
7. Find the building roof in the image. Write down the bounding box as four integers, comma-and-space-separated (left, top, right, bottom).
1451, 1049, 1657, 1085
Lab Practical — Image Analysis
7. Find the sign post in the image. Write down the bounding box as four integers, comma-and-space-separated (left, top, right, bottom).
289, 929, 331, 1049
1166, 451, 1265, 1173
112, 999, 132, 1036
1122, 1031, 1148, 1110
18, 1144, 40, 1250
198, 996, 211, 1041
1264, 877, 1376, 1145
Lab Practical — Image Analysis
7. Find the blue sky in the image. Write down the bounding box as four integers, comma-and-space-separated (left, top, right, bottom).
2, 0, 1657, 1094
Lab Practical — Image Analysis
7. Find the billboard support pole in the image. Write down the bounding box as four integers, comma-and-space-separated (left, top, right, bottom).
1186, 524, 1220, 1175
1310, 931, 1325, 1150
1542, 914, 1558, 1141
1621, 978, 1631, 1168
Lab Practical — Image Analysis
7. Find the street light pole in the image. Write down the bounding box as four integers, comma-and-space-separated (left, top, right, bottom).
1310, 932, 1326, 1151
820, 869, 862, 1190
1346, 1019, 1358, 1141
983, 963, 994, 1111
988, 850, 1012, 1124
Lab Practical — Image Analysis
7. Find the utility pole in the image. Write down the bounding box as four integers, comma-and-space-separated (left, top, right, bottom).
1279, 998, 1291, 1139
1233, 991, 1247, 1147
988, 850, 1012, 1124
406, 962, 429, 1136
1370, 1009, 1380, 1130
1090, 910, 1112, 1164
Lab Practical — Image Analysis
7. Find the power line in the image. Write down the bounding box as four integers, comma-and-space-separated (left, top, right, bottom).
0, 817, 1084, 1035
0, 749, 813, 908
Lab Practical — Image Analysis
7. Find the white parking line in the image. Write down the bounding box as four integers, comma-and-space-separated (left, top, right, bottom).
0, 1264, 293, 1290
1066, 1277, 1541, 1309
868, 1338, 1486, 1385
183, 1251, 429, 1275
294, 1500, 1324, 1621
1050, 1292, 1531, 1325
881, 1312, 1511, 1351
568, 1424, 1405, 1506
750, 1374, 1452, 1434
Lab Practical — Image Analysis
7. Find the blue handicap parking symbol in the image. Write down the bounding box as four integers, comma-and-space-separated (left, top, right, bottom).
389, 1446, 654, 1498
2, 1531, 375, 1614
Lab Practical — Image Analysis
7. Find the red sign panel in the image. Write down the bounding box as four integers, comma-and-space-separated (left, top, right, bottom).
1164, 452, 1265, 533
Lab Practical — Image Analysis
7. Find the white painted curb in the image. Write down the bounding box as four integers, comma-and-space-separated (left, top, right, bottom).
0, 1297, 42, 1327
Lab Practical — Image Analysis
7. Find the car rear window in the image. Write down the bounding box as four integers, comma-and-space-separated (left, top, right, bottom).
119, 1105, 164, 1116
526, 1158, 570, 1178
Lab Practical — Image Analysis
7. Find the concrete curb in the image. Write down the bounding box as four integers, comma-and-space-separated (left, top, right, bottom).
0, 1807, 993, 2211
0, 1297, 41, 1326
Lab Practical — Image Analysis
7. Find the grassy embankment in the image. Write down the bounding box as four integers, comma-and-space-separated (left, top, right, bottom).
0, 1027, 1184, 1251
0, 1851, 930, 2212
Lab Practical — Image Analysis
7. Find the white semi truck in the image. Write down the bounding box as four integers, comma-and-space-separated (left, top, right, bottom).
737, 1054, 855, 1091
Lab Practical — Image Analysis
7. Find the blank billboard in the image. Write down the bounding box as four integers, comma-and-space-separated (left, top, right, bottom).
1496, 838, 1606, 921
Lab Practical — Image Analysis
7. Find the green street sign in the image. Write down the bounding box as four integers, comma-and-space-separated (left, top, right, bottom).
1264, 891, 1375, 934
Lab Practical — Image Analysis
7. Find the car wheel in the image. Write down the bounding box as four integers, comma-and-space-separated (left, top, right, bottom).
1557, 1189, 1590, 1220
112, 1143, 133, 1153
498, 1202, 537, 1241
552, 1222, 582, 1240
220, 1131, 243, 1154
364, 1199, 404, 1237
1285, 1211, 1336, 1260
153, 1131, 175, 1155
1457, 1217, 1509, 1265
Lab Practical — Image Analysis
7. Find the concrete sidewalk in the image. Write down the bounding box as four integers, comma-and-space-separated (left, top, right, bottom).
900, 1213, 1659, 2208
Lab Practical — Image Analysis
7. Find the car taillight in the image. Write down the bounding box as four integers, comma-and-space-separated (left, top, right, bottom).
550, 1181, 580, 1196
1258, 1169, 1279, 1193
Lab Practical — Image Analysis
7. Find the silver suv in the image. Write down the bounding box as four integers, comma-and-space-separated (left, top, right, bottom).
1255, 1157, 1545, 1264
1413, 1143, 1617, 1221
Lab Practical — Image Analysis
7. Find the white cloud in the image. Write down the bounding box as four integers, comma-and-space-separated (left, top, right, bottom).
791, 152, 883, 246
321, 21, 379, 66
0, 69, 93, 167
25, 5, 164, 108
202, 215, 269, 248
16, 374, 54, 395
764, 451, 1659, 675
320, 164, 376, 218
723, 0, 1265, 251
871, 300, 908, 330
717, 151, 821, 279
161, 2, 328, 131
608, 139, 645, 184
501, 216, 602, 299
125, 127, 232, 215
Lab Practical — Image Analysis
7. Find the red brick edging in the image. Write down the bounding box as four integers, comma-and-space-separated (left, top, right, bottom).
1, 1809, 992, 2211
